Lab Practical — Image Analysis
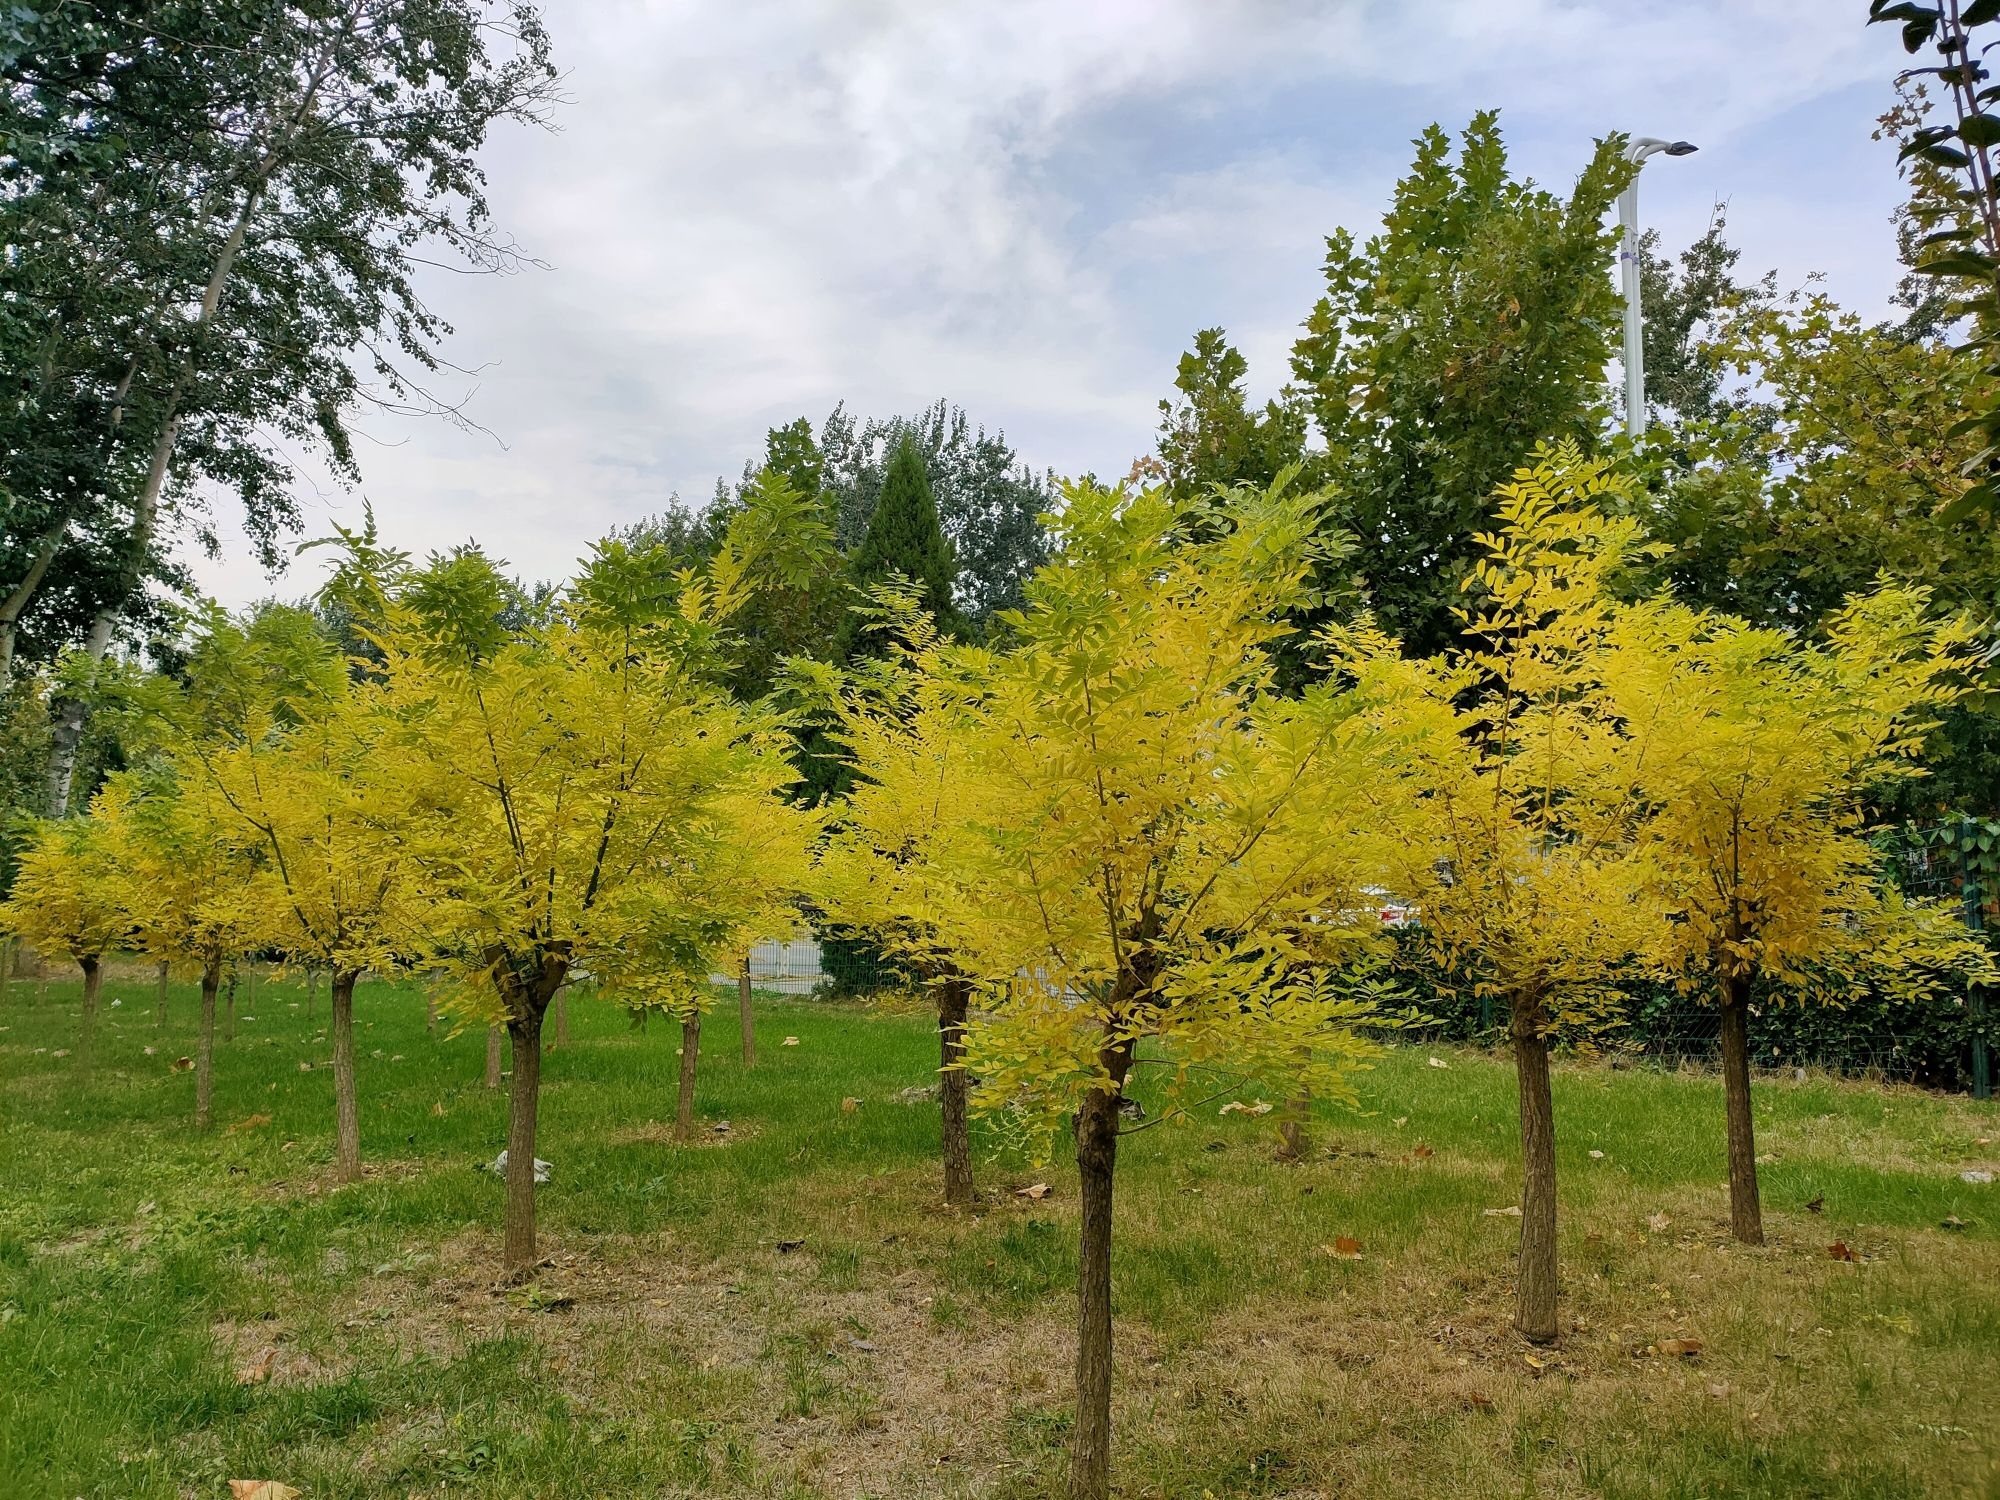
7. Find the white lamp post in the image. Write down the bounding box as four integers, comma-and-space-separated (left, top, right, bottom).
1620, 135, 1698, 437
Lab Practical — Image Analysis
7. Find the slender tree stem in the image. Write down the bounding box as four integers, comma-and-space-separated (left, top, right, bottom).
1511, 990, 1560, 1344
330, 969, 361, 1183
1718, 970, 1764, 1245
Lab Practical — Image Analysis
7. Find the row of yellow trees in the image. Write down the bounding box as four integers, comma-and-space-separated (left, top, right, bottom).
3, 445, 1989, 1500
805, 445, 1989, 1498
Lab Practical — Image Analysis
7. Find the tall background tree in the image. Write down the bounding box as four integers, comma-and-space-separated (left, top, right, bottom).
0, 0, 558, 815
1154, 114, 1634, 662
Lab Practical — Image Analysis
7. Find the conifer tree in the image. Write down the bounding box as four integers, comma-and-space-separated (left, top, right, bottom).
841, 436, 958, 655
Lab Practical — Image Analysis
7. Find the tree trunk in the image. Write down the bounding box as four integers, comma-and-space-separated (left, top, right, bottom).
737, 955, 755, 1067
330, 969, 361, 1184
1511, 991, 1560, 1345
1276, 1088, 1310, 1162
0, 518, 65, 685
676, 1011, 702, 1140
504, 1004, 547, 1273
426, 984, 438, 1036
155, 959, 169, 1028
307, 964, 318, 1017
1719, 971, 1764, 1245
77, 954, 102, 1072
1069, 1037, 1134, 1500
224, 963, 237, 1043
196, 960, 220, 1131
939, 974, 973, 1207
44, 680, 98, 817
485, 1024, 502, 1088
0, 937, 11, 1005
554, 987, 570, 1048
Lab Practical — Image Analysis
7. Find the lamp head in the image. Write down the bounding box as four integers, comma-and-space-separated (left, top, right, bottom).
1664, 140, 1698, 156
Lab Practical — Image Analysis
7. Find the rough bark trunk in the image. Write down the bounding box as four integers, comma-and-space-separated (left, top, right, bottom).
554, 988, 570, 1048
1718, 971, 1764, 1245
504, 1004, 547, 1273
1511, 990, 1560, 1345
77, 954, 102, 1071
675, 1011, 702, 1140
1069, 1035, 1135, 1500
196, 960, 220, 1131
330, 969, 361, 1184
737, 955, 755, 1067
44, 678, 99, 817
1276, 1088, 1310, 1162
939, 975, 973, 1207
485, 1024, 502, 1088
155, 959, 169, 1027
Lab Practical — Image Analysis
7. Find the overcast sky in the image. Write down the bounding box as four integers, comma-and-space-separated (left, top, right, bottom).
190, 0, 1911, 607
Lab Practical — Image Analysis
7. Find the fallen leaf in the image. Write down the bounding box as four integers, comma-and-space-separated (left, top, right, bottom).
1483, 1205, 1522, 1218
51, 1048, 68, 1058
1588, 1149, 1605, 1160
1392, 1116, 1408, 1128
1827, 1241, 1858, 1262
1427, 1056, 1450, 1069
280, 1140, 295, 1152
781, 1036, 800, 1047
840, 1096, 860, 1113
1646, 1211, 1671, 1233
1522, 1353, 1547, 1372
226, 1112, 272, 1135
1657, 1337, 1704, 1358
776, 1238, 805, 1253
1016, 1182, 1051, 1201
431, 1101, 446, 1118
1332, 1235, 1362, 1258
1412, 1144, 1435, 1160
171, 1056, 194, 1072
1805, 1195, 1825, 1214
142, 1045, 156, 1056
1464, 1392, 1494, 1411
235, 1347, 277, 1385
297, 1061, 312, 1072
1941, 1215, 1968, 1231
1707, 1381, 1732, 1399
1218, 1099, 1274, 1116
228, 1482, 300, 1500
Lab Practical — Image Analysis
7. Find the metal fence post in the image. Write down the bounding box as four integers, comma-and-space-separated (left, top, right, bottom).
1960, 818, 1991, 1101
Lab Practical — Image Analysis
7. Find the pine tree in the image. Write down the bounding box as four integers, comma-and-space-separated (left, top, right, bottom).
841, 436, 958, 656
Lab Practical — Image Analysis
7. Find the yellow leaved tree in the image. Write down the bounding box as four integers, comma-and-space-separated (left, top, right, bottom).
1611, 586, 1988, 1243
0, 811, 131, 1069
839, 477, 1413, 1500
107, 770, 268, 1130
1351, 448, 1670, 1345
367, 527, 813, 1271
170, 602, 411, 1179
806, 594, 992, 1207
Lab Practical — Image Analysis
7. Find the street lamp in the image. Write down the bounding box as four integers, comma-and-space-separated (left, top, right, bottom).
1620, 135, 1697, 438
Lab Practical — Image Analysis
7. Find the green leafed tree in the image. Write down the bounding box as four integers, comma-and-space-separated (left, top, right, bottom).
840, 435, 960, 656
1288, 112, 1634, 657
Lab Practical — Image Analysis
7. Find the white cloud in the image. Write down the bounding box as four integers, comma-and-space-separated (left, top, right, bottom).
186, 0, 1914, 604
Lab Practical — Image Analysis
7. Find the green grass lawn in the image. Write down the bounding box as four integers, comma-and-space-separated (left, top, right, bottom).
2, 961, 1997, 1499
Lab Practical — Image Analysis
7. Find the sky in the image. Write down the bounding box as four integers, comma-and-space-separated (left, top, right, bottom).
190, 0, 1912, 607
